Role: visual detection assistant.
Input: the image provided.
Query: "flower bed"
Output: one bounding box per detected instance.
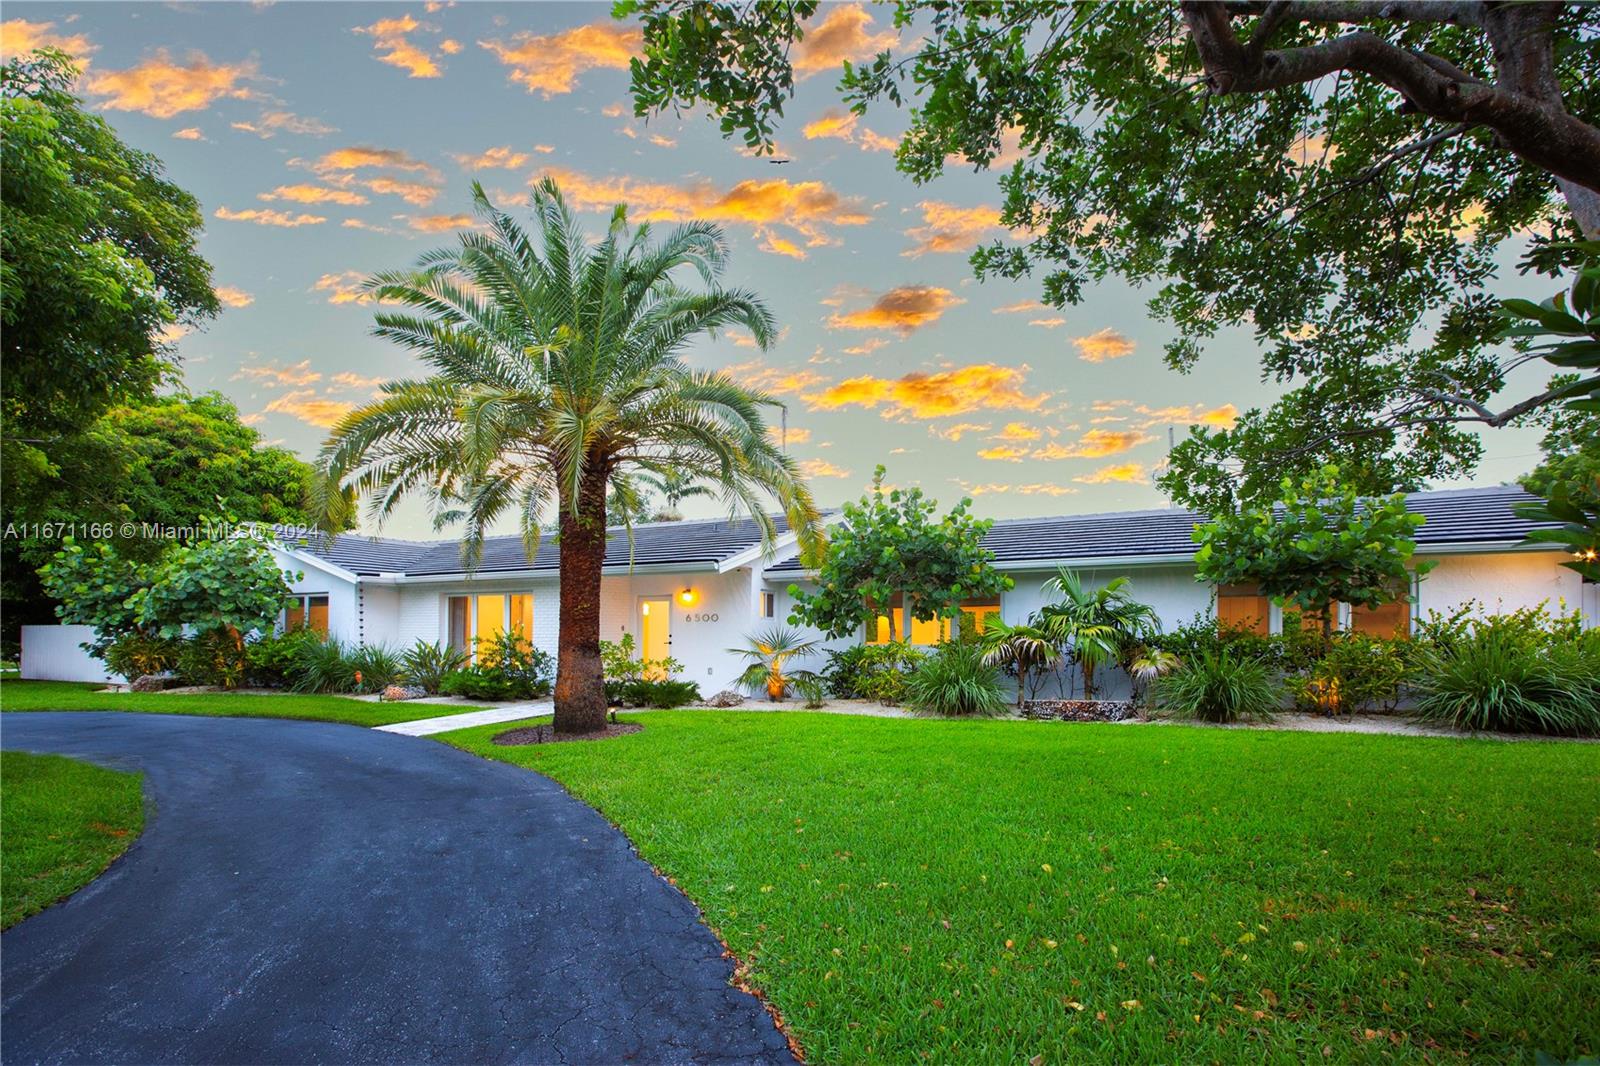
[1021,698,1137,723]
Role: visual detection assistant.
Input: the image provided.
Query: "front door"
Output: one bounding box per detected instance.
[639,597,671,677]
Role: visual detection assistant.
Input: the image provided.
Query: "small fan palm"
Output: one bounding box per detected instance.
[317,180,825,733]
[980,619,1061,710]
[731,626,822,701]
[1039,569,1159,698]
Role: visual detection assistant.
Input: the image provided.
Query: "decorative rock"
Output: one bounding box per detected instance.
[706,689,746,708]
[130,674,168,693]
[380,684,428,702]
[1021,699,1138,723]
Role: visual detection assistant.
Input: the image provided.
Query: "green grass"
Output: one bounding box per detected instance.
[0,680,484,727]
[1,750,145,928]
[440,711,1600,1064]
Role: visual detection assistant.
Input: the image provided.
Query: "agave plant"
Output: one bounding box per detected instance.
[1038,569,1159,699]
[730,626,822,701]
[979,619,1061,710]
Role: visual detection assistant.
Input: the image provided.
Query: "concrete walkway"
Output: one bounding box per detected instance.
[0,712,793,1064]
[375,700,552,736]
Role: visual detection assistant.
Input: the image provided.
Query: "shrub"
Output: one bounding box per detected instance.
[905,640,1008,717]
[619,678,702,708]
[348,644,405,694]
[821,645,872,698]
[1157,648,1280,723]
[1288,633,1411,714]
[441,669,524,702]
[176,630,249,689]
[289,638,357,694]
[438,633,554,701]
[244,629,323,688]
[104,633,182,680]
[1412,624,1600,736]
[840,641,926,705]
[791,674,826,709]
[402,641,468,694]
[600,632,681,704]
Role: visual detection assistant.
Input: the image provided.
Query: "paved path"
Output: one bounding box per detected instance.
[376,701,553,736]
[0,713,792,1065]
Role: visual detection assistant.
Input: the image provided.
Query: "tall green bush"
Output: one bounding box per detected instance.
[1157,649,1280,723]
[905,641,1009,718]
[1413,620,1600,736]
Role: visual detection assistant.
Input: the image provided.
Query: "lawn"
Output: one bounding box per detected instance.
[1,751,145,929]
[441,711,1600,1064]
[0,680,483,727]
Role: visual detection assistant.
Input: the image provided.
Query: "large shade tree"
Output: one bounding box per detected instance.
[619,1,1600,509]
[317,180,824,733]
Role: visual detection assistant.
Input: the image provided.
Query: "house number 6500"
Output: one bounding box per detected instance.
[685,612,719,623]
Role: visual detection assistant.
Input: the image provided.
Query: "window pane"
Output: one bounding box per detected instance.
[307,596,329,636]
[960,604,1001,635]
[510,594,534,638]
[285,598,306,631]
[476,594,506,644]
[1217,584,1270,636]
[448,596,471,654]
[1351,600,1409,638]
[865,594,902,644]
[909,614,949,645]
[761,591,775,618]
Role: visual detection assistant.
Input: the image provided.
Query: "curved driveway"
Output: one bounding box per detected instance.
[0,712,792,1065]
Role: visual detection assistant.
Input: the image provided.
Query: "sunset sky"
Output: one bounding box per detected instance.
[2,2,1552,536]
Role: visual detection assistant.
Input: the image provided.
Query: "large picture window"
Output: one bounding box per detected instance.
[285,594,329,636]
[865,594,998,645]
[447,592,535,658]
[1216,583,1271,636]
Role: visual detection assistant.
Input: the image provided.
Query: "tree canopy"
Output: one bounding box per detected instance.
[1192,465,1433,640]
[621,1,1600,507]
[788,466,1011,640]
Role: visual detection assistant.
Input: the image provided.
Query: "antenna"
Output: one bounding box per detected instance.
[1168,425,1175,452]
[781,407,788,451]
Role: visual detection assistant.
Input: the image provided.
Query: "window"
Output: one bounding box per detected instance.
[285,594,329,636]
[447,592,535,659]
[864,594,953,645]
[760,591,776,618]
[1216,583,1270,636]
[1348,599,1410,638]
[958,599,1002,636]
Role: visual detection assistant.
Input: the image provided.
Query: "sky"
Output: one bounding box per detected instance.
[2,2,1554,537]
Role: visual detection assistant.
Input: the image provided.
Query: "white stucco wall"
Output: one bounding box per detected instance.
[272,547,361,644]
[391,576,562,658]
[606,567,767,694]
[1417,549,1589,625]
[19,625,116,683]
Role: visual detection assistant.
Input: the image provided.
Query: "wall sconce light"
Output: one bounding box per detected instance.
[678,587,696,606]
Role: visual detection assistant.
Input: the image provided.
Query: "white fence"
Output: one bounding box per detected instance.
[19,625,119,683]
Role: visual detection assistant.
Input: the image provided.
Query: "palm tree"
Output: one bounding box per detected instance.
[730,626,822,701]
[979,619,1061,710]
[640,467,714,520]
[1037,569,1159,699]
[316,180,824,733]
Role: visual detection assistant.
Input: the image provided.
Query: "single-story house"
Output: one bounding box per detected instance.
[19,485,1596,689]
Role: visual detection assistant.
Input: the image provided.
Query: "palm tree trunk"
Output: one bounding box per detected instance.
[553,467,610,734]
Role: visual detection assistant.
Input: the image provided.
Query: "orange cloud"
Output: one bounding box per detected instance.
[264,389,354,428]
[261,184,369,206]
[453,145,529,169]
[1074,462,1148,484]
[87,50,255,118]
[1096,400,1241,430]
[1029,317,1067,329]
[977,445,1028,462]
[404,213,476,233]
[1071,327,1135,363]
[330,371,385,390]
[802,109,898,153]
[216,286,254,308]
[929,422,989,441]
[993,299,1045,314]
[722,362,829,396]
[769,425,812,445]
[903,201,1006,257]
[810,363,1044,420]
[233,110,338,138]
[479,22,639,97]
[363,176,440,206]
[2,18,96,63]
[794,4,897,77]
[536,166,871,251]
[172,127,204,141]
[312,272,375,305]
[1033,429,1155,460]
[215,206,326,227]
[826,286,964,335]
[963,482,1078,497]
[305,146,441,180]
[842,338,889,356]
[991,422,1041,442]
[236,359,321,387]
[356,14,445,78]
[797,458,850,479]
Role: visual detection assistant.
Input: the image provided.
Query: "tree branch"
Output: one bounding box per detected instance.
[1180,3,1600,199]
[1222,1,1484,28]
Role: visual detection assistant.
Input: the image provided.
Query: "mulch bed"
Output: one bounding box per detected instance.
[1021,699,1139,723]
[492,722,643,746]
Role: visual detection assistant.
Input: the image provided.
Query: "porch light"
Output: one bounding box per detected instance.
[678,587,697,606]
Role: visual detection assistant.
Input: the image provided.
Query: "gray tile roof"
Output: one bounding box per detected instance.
[769,485,1556,572]
[279,515,797,577]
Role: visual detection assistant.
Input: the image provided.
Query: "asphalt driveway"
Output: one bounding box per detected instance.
[0,712,793,1065]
